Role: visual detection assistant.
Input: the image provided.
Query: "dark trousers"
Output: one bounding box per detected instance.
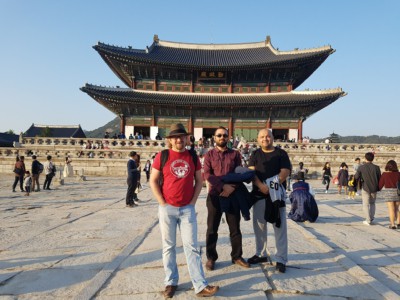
[126,176,138,205]
[323,175,331,190]
[145,171,150,182]
[206,194,243,261]
[12,175,24,191]
[43,174,53,189]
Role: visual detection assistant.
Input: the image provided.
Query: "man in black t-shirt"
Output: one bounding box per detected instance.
[247,128,291,273]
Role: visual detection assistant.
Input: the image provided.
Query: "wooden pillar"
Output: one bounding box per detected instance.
[288,84,293,92]
[188,115,194,135]
[132,77,136,89]
[266,117,271,129]
[298,119,303,142]
[228,117,234,138]
[190,71,194,92]
[151,107,156,126]
[120,115,126,134]
[153,67,157,91]
[266,85,270,93]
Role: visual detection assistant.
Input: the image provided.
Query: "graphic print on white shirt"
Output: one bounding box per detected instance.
[170,159,190,178]
[265,175,286,202]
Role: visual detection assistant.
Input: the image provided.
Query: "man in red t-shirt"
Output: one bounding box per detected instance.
[150,123,218,298]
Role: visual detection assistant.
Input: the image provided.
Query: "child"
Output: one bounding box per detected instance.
[348,174,356,199]
[288,172,318,222]
[24,171,32,196]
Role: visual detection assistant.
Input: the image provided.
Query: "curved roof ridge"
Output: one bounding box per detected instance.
[32,124,81,128]
[83,84,343,97]
[156,39,332,54]
[156,40,267,50]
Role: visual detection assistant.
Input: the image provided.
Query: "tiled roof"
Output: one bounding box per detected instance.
[81,84,345,106]
[24,124,86,138]
[94,37,334,68]
[0,132,19,147]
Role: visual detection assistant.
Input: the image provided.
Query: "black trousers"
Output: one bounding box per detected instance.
[126,176,138,205]
[43,174,53,189]
[206,194,243,261]
[12,175,24,191]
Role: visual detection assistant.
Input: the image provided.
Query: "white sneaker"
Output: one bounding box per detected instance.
[363,220,371,226]
[325,190,328,194]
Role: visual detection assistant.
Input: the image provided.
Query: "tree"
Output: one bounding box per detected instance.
[5,129,15,134]
[41,126,52,137]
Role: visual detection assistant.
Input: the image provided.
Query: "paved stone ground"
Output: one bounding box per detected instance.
[0,175,399,299]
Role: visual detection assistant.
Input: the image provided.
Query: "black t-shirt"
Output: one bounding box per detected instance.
[248,147,291,192]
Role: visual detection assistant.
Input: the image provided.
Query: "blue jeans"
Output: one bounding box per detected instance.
[158,204,208,293]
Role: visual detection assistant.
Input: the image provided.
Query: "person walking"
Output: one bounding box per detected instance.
[247,128,291,273]
[31,155,42,192]
[126,151,139,207]
[143,159,151,182]
[322,162,333,194]
[12,156,25,192]
[149,123,218,298]
[24,171,32,196]
[63,156,73,178]
[337,163,349,195]
[203,126,250,271]
[378,160,400,229]
[43,155,55,190]
[353,157,362,196]
[355,152,381,225]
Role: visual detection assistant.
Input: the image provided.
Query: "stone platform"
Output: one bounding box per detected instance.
[0,175,399,299]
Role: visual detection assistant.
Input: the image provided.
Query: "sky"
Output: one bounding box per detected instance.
[0,0,399,139]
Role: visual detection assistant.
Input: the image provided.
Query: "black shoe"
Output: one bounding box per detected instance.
[12,190,16,192]
[46,188,51,190]
[247,255,269,264]
[205,259,215,271]
[276,262,286,273]
[163,285,177,298]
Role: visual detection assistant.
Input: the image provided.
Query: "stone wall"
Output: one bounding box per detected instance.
[1,138,399,177]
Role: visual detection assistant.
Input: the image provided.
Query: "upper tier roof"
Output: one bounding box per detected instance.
[81,84,346,120]
[94,35,334,69]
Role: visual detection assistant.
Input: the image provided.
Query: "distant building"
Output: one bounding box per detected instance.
[0,132,19,147]
[328,132,340,143]
[24,124,86,138]
[82,35,346,141]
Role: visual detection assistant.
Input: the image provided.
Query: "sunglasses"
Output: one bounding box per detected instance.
[215,134,228,138]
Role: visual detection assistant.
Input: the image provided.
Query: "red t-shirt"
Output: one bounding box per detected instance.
[153,149,201,207]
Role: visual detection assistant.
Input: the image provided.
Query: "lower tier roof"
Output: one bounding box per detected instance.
[81,84,346,120]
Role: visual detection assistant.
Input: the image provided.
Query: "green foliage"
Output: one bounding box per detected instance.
[41,126,52,137]
[5,129,15,134]
[313,135,400,144]
[84,117,120,138]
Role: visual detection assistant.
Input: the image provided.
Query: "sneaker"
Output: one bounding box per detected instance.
[12,190,16,192]
[196,285,219,297]
[389,225,397,229]
[397,224,400,229]
[276,262,286,273]
[163,285,177,298]
[247,255,269,264]
[363,220,371,226]
[325,190,328,194]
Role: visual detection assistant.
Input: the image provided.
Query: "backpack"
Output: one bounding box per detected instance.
[159,149,198,187]
[38,162,44,174]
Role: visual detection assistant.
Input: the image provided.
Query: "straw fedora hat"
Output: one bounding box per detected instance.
[166,123,190,138]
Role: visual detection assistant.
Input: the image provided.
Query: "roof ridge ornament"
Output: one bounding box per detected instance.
[266,35,271,44]
[154,34,159,43]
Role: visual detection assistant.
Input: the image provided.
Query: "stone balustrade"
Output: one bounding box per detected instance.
[1,138,399,177]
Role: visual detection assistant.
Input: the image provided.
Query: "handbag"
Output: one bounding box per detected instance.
[322,178,327,185]
[397,181,400,196]
[13,167,22,175]
[333,176,339,185]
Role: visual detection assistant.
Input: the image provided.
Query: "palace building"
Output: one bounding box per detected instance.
[81,35,346,141]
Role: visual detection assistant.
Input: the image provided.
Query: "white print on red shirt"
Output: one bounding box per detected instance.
[170,159,190,178]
